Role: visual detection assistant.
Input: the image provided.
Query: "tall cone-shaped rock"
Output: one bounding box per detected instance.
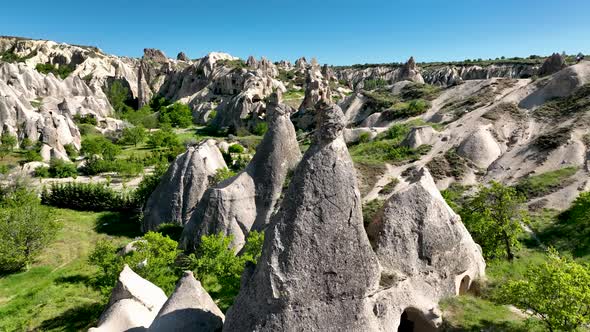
[223,100,381,331]
[179,92,301,252]
[367,167,485,330]
[142,140,227,232]
[149,271,224,332]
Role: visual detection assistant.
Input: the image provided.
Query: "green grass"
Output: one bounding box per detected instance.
[514,166,578,199]
[440,295,545,331]
[0,209,134,331]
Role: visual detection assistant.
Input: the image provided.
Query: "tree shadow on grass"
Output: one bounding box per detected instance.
[54,274,92,285]
[441,319,540,332]
[95,211,143,238]
[535,214,590,258]
[38,302,103,331]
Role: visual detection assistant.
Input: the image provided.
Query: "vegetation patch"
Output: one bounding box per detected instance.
[514,166,578,199]
[41,183,135,212]
[35,63,75,79]
[482,102,525,121]
[354,162,386,197]
[379,178,399,195]
[217,59,247,70]
[362,199,384,228]
[426,149,469,180]
[533,83,590,120]
[400,82,441,101]
[532,127,571,152]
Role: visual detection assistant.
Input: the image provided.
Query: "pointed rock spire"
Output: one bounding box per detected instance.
[223,101,381,331]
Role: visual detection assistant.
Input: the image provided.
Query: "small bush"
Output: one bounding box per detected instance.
[362,199,384,227]
[212,168,236,185]
[24,149,43,162]
[228,144,245,154]
[73,114,98,126]
[363,78,388,90]
[35,63,75,79]
[81,135,121,161]
[34,166,50,178]
[252,122,268,136]
[48,159,78,178]
[147,127,181,149]
[159,102,194,128]
[379,178,399,195]
[63,143,79,159]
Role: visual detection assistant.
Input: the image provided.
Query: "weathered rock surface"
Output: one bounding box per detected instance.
[149,271,224,332]
[399,56,425,83]
[142,140,227,232]
[179,92,301,252]
[90,265,167,332]
[143,48,168,63]
[367,168,486,330]
[539,53,567,76]
[177,52,190,61]
[401,126,437,149]
[457,125,502,168]
[223,100,381,332]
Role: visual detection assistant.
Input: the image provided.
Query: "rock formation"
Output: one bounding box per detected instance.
[246,55,258,68]
[401,126,437,149]
[223,100,381,331]
[367,168,486,330]
[457,125,502,169]
[149,271,224,332]
[539,52,567,76]
[90,265,167,332]
[143,48,168,63]
[294,56,307,71]
[398,56,425,83]
[177,52,190,61]
[179,92,301,252]
[142,140,227,232]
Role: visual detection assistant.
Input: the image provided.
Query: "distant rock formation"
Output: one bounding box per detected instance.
[291,61,332,130]
[179,92,301,252]
[143,48,168,63]
[148,271,224,332]
[539,53,567,76]
[223,100,381,331]
[457,125,502,168]
[401,126,437,149]
[294,56,307,71]
[142,140,227,232]
[176,52,189,61]
[367,168,486,330]
[399,56,425,83]
[90,265,167,332]
[246,55,258,68]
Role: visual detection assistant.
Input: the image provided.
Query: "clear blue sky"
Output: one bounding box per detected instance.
[2,0,589,65]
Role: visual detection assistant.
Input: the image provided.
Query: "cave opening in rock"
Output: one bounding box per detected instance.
[458,274,471,295]
[398,308,437,332]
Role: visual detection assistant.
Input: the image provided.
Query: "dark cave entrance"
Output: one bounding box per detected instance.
[398,308,437,332]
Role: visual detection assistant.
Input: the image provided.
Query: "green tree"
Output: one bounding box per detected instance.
[0,133,17,158]
[0,189,59,273]
[81,136,120,161]
[106,81,131,113]
[496,248,590,332]
[159,102,193,128]
[120,125,147,146]
[460,181,525,260]
[48,158,78,178]
[147,126,180,149]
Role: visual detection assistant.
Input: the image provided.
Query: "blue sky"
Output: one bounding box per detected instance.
[2,0,589,65]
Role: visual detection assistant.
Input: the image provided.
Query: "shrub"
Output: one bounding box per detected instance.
[496,248,590,331]
[0,189,59,273]
[34,166,50,178]
[48,159,78,178]
[362,199,384,227]
[252,122,268,136]
[24,149,43,162]
[358,132,371,143]
[379,178,399,195]
[363,78,388,90]
[35,63,74,79]
[122,105,159,128]
[133,162,169,207]
[228,144,245,154]
[147,127,181,149]
[81,135,121,161]
[63,143,79,159]
[73,114,98,126]
[159,103,193,128]
[119,126,147,146]
[0,132,17,158]
[78,124,101,136]
[181,231,264,311]
[106,81,132,113]
[41,182,134,212]
[212,168,236,185]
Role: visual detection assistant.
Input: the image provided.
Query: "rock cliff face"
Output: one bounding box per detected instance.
[142,140,227,232]
[149,271,224,332]
[179,92,301,252]
[223,100,381,332]
[367,168,486,330]
[539,53,567,76]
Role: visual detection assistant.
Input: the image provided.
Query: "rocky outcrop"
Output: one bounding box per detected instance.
[399,56,425,83]
[294,56,307,71]
[246,55,258,68]
[291,61,331,130]
[539,53,567,76]
[149,271,224,332]
[367,168,486,330]
[142,140,227,232]
[143,48,168,63]
[401,126,437,149]
[223,100,381,331]
[90,265,167,332]
[457,125,502,169]
[177,52,190,61]
[179,92,301,252]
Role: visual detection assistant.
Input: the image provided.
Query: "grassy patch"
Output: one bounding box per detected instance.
[440,295,544,331]
[514,166,578,199]
[379,178,399,195]
[483,102,525,121]
[362,199,384,228]
[532,127,571,152]
[0,209,133,331]
[533,83,590,120]
[426,149,469,180]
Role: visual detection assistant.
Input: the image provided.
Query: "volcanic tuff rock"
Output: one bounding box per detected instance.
[177,51,190,61]
[149,271,224,332]
[90,265,167,332]
[179,92,301,252]
[142,140,227,232]
[539,52,567,76]
[401,125,437,149]
[399,56,425,83]
[457,125,503,169]
[367,168,486,330]
[223,100,381,332]
[143,48,168,63]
